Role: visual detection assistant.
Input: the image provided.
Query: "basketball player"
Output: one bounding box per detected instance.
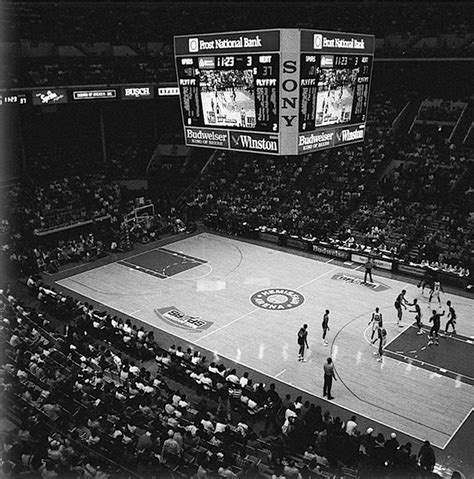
[428,309,445,346]
[409,298,423,334]
[368,307,383,341]
[297,324,309,362]
[322,310,330,346]
[429,280,444,304]
[444,300,457,335]
[394,290,409,327]
[417,268,434,295]
[372,326,387,361]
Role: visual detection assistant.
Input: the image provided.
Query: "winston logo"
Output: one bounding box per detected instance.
[230,132,278,153]
[155,307,213,332]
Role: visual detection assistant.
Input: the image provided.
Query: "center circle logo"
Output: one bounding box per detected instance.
[250,288,305,311]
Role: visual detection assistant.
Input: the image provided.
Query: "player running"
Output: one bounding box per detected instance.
[429,280,443,304]
[368,307,383,341]
[322,310,330,346]
[428,309,445,346]
[394,289,409,327]
[409,298,423,334]
[444,300,457,335]
[372,326,387,362]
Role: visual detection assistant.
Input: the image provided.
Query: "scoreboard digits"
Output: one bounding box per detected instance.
[174,29,374,155]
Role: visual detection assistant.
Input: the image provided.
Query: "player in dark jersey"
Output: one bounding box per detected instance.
[417,268,434,295]
[409,298,423,334]
[368,307,383,340]
[372,326,387,361]
[297,324,309,362]
[444,300,457,335]
[394,289,409,327]
[322,310,330,346]
[428,310,445,346]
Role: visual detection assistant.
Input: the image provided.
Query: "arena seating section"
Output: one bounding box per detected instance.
[1,278,439,478]
[1,2,473,478]
[1,3,473,88]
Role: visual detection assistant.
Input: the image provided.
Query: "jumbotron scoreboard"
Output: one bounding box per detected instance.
[174,29,374,155]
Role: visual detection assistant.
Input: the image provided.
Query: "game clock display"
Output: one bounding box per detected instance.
[299,54,372,132]
[176,54,279,132]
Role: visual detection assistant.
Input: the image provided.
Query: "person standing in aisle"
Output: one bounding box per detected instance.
[323,357,336,400]
[297,324,309,362]
[322,310,330,346]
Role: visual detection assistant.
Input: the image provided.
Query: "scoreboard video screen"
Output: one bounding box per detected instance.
[299,54,372,131]
[174,29,374,155]
[177,54,279,132]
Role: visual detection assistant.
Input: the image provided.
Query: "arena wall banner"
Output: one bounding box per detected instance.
[32,89,68,105]
[351,253,393,271]
[397,263,425,277]
[286,237,310,251]
[259,231,280,244]
[72,89,117,101]
[121,86,155,100]
[313,244,351,260]
[157,87,180,96]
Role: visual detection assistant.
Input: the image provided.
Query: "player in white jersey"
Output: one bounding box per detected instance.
[429,280,443,304]
[368,307,383,341]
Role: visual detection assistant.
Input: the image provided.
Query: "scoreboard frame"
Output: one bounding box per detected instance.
[174,29,375,156]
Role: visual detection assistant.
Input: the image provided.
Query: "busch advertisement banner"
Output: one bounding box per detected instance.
[121,86,154,100]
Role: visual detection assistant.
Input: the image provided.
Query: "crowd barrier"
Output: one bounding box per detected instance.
[253,228,471,289]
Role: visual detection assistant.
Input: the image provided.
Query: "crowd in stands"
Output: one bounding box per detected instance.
[2,3,473,88]
[417,104,466,123]
[3,175,121,234]
[1,277,445,478]
[182,98,472,276]
[6,3,471,44]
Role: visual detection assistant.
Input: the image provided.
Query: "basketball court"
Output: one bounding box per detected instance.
[54,232,473,451]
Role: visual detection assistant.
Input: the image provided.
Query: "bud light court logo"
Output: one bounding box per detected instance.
[250,289,305,311]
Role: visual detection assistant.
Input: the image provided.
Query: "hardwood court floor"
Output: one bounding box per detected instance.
[56,232,473,449]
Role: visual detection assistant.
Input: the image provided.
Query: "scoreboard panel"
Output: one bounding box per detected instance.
[299,54,372,132]
[174,29,374,155]
[176,53,279,133]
